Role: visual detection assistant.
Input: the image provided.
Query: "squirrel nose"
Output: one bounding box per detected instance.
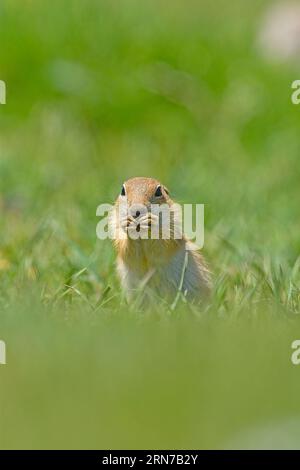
[130,204,146,219]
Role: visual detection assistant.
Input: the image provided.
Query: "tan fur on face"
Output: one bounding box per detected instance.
[120,177,170,207]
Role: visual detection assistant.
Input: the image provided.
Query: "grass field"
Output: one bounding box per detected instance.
[1,0,300,449]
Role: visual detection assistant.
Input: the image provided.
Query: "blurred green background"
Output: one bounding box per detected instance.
[1,0,300,449]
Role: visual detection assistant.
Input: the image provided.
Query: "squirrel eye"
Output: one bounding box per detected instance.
[155,185,163,197]
[121,185,126,196]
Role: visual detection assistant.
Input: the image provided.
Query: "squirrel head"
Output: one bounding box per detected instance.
[110,177,186,269]
[118,177,171,210]
[111,177,181,248]
[115,177,172,226]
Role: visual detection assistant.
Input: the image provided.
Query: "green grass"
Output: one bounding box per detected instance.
[0,0,300,449]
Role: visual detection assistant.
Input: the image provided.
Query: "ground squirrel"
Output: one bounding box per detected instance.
[110,177,211,304]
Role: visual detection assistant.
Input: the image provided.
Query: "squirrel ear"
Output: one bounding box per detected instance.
[164,186,170,195]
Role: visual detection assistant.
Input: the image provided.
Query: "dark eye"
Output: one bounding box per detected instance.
[121,185,126,196]
[155,185,162,197]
